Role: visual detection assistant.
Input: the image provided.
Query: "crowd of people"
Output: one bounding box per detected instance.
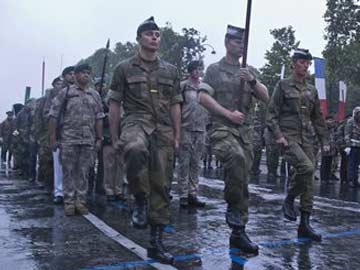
[1,16,360,265]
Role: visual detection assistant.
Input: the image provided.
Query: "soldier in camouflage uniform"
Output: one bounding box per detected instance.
[199,25,269,254]
[250,101,266,178]
[320,115,337,184]
[108,17,182,264]
[177,60,210,208]
[0,111,15,164]
[49,63,104,216]
[335,115,351,184]
[35,77,63,191]
[12,99,37,178]
[45,68,75,204]
[267,49,329,241]
[264,126,281,182]
[344,107,360,188]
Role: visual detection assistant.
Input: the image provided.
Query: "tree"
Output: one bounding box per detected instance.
[79,24,208,83]
[159,23,207,76]
[260,26,300,96]
[323,0,360,114]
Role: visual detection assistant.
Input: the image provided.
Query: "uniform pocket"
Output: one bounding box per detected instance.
[127,75,148,98]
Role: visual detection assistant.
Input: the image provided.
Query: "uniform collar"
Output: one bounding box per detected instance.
[131,53,164,72]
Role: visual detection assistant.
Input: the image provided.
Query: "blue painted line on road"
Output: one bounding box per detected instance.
[164,225,174,233]
[81,254,201,270]
[258,228,360,248]
[230,255,248,266]
[112,202,129,210]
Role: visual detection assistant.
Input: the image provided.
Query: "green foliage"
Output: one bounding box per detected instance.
[260,26,300,96]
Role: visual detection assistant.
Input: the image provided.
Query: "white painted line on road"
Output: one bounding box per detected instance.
[84,213,179,270]
[314,200,360,213]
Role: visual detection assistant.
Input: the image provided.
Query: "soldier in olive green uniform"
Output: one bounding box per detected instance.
[108,17,181,264]
[267,49,329,241]
[264,127,281,182]
[250,102,266,178]
[320,116,337,183]
[0,111,15,164]
[200,25,269,254]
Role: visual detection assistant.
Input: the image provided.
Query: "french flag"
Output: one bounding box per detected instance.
[314,57,328,118]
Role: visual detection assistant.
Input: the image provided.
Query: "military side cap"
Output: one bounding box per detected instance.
[226,24,245,39]
[74,63,92,73]
[137,16,159,36]
[52,77,62,86]
[292,48,313,61]
[62,66,75,76]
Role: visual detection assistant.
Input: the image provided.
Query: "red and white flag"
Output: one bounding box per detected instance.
[337,81,347,120]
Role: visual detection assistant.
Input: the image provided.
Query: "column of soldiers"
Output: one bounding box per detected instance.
[2,16,360,266]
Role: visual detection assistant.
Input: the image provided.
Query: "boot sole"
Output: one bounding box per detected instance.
[230,240,259,255]
[132,222,148,230]
[147,248,174,264]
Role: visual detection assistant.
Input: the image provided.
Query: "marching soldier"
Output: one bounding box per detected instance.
[108,17,182,264]
[200,25,269,254]
[267,48,330,241]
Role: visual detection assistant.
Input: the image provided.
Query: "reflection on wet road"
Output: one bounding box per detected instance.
[1,164,360,270]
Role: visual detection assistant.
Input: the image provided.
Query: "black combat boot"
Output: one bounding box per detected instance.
[188,194,206,207]
[131,193,148,229]
[282,195,297,221]
[147,225,174,264]
[297,211,322,242]
[230,226,259,254]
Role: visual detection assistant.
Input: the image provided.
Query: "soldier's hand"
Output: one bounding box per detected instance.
[95,139,103,152]
[226,110,244,124]
[113,139,122,152]
[344,147,351,155]
[276,137,288,147]
[239,68,255,82]
[12,130,19,136]
[174,137,180,154]
[322,144,331,153]
[50,141,59,152]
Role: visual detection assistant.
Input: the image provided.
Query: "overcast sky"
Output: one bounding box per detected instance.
[0,0,327,118]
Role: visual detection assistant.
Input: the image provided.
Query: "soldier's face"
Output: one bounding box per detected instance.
[75,70,91,86]
[64,71,75,84]
[53,81,63,90]
[190,66,204,80]
[138,30,161,52]
[225,37,244,58]
[293,59,311,77]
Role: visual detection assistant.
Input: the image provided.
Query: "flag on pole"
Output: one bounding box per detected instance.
[314,57,327,117]
[337,81,347,121]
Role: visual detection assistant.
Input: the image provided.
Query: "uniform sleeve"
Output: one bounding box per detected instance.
[92,91,105,119]
[170,68,183,105]
[311,89,329,145]
[344,119,353,146]
[49,89,66,119]
[202,65,217,96]
[108,64,126,102]
[266,81,284,140]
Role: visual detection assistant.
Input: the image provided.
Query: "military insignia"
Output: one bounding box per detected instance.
[150,89,158,93]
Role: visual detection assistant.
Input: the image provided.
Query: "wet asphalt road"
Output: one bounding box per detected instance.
[1,162,360,270]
